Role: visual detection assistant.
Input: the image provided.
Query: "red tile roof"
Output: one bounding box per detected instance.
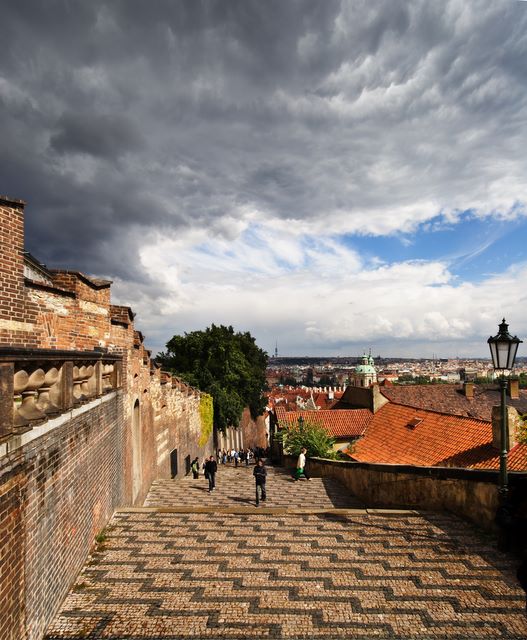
[379,384,527,422]
[275,407,373,439]
[349,402,527,471]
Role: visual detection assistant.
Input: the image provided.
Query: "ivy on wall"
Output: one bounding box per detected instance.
[199,393,214,447]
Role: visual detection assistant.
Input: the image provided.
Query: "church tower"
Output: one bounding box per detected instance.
[350,350,377,388]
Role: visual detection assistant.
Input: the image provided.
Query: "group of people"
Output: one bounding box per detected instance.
[189,446,309,503]
[190,455,219,491]
[216,448,253,466]
[214,446,270,467]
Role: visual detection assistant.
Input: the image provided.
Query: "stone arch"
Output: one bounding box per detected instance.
[132,398,142,502]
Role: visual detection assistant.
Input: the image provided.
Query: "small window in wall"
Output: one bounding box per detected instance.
[185,454,191,476]
[170,449,178,478]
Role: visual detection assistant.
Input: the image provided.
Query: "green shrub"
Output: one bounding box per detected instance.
[276,417,337,459]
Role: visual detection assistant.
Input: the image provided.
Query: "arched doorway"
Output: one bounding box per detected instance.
[132,399,142,502]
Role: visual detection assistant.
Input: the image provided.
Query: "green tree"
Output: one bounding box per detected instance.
[275,417,337,459]
[158,324,268,432]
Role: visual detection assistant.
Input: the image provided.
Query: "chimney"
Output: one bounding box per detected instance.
[508,378,520,400]
[463,382,474,399]
[491,405,520,450]
[0,196,26,324]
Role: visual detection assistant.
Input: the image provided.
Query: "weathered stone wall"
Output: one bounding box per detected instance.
[284,455,527,532]
[239,408,268,449]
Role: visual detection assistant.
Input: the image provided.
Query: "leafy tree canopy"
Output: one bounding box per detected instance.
[158,324,268,432]
[275,418,337,460]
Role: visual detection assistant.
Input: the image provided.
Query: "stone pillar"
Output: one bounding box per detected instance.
[508,379,519,400]
[60,361,74,411]
[0,363,14,438]
[463,382,474,398]
[491,405,520,451]
[0,197,26,325]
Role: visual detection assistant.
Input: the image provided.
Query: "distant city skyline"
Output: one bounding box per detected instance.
[2,2,527,358]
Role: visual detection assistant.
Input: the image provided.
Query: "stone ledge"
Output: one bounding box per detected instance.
[0,195,26,208]
[115,506,422,516]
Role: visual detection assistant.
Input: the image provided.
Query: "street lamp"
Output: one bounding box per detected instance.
[487,319,522,502]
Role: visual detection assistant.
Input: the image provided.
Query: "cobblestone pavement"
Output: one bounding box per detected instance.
[46,464,527,639]
[144,464,363,509]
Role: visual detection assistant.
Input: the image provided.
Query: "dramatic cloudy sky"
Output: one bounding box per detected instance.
[2,1,527,358]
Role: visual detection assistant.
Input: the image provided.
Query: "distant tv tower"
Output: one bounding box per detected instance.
[274,341,278,358]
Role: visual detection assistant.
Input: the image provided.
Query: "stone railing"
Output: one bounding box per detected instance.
[281,453,527,533]
[159,371,199,397]
[0,348,122,442]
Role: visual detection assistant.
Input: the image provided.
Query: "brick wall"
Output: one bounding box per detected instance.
[240,407,268,449]
[0,394,124,640]
[0,198,41,348]
[0,197,215,639]
[0,377,213,640]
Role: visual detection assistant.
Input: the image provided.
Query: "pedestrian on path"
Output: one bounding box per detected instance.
[204,455,217,492]
[253,458,267,505]
[191,457,200,479]
[294,447,310,480]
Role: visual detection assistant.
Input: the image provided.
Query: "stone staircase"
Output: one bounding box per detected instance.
[45,463,527,639]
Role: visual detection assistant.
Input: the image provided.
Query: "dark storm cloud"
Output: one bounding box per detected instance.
[50,111,144,159]
[1,0,527,289]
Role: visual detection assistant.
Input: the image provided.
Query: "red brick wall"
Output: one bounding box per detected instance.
[0,394,125,640]
[0,373,212,639]
[240,408,268,449]
[0,464,25,640]
[0,198,25,322]
[0,199,115,351]
[0,198,41,348]
[0,197,215,638]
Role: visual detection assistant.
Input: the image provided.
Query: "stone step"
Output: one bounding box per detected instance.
[46,509,527,639]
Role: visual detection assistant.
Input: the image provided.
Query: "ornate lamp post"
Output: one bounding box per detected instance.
[487,319,522,501]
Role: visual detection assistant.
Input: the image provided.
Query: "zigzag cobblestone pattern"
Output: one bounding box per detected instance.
[144,464,363,509]
[46,466,527,639]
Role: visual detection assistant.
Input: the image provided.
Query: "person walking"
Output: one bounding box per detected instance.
[191,457,200,479]
[204,455,217,492]
[294,447,310,480]
[253,458,267,505]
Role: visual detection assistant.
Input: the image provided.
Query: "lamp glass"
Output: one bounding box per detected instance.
[496,340,511,370]
[507,340,520,370]
[489,341,498,369]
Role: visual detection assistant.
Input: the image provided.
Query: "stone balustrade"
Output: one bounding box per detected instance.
[0,348,122,442]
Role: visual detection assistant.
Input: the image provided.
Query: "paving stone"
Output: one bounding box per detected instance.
[45,463,527,639]
[144,464,363,510]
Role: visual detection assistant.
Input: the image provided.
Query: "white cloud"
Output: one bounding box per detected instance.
[3,0,527,357]
[109,221,527,357]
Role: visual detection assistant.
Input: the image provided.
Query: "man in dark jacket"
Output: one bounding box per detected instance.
[253,459,267,505]
[204,455,217,492]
